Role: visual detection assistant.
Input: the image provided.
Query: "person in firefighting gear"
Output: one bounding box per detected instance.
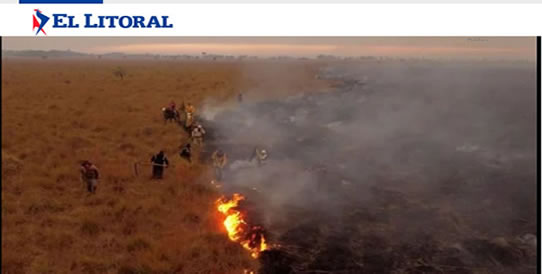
[184,102,196,129]
[251,147,268,166]
[184,102,196,115]
[211,149,227,180]
[179,143,192,163]
[80,160,99,194]
[150,150,169,179]
[191,124,206,145]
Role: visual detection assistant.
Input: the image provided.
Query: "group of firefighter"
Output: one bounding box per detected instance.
[163,101,207,146]
[79,97,267,194]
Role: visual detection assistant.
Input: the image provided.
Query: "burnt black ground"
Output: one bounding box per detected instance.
[203,60,537,274]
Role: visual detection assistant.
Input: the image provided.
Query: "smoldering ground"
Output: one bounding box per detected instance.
[202,60,537,273]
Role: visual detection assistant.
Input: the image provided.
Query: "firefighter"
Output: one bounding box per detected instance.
[168,100,179,120]
[191,124,206,145]
[185,104,195,128]
[179,143,192,163]
[185,102,196,115]
[251,147,268,166]
[150,150,169,179]
[80,160,99,194]
[211,149,227,180]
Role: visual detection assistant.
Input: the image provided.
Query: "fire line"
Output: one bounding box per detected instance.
[216,193,269,259]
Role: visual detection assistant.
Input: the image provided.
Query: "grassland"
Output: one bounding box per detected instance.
[1,58,328,274]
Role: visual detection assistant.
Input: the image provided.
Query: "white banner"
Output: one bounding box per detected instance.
[0,4,541,36]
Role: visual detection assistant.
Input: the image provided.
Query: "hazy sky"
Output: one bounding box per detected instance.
[2,37,536,60]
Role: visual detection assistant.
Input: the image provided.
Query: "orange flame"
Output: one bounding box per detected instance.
[216,193,269,259]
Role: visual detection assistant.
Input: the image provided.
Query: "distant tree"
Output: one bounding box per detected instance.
[113,66,126,80]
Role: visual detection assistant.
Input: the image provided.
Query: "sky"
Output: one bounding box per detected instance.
[2,37,536,60]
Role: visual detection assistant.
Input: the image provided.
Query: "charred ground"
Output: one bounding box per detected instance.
[203,60,538,274]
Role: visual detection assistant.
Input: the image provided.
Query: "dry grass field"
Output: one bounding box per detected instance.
[1,58,328,274]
